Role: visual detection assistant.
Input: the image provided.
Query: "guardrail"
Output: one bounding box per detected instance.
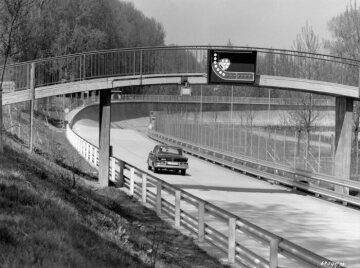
[116,94,335,106]
[148,130,360,208]
[66,122,343,268]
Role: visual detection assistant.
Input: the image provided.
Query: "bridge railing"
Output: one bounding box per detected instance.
[1,46,360,94]
[117,94,336,106]
[66,122,341,268]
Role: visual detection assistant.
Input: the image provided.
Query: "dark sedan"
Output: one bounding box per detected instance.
[147,145,188,175]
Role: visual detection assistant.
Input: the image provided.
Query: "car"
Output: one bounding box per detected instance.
[147,145,188,175]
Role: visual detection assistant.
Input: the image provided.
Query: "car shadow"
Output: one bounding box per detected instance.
[153,169,191,176]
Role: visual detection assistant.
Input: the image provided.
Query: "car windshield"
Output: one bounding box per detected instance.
[159,147,182,155]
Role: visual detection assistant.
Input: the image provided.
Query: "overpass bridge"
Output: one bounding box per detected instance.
[2,46,359,191]
[2,46,360,267]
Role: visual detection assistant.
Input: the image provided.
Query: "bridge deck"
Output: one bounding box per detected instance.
[2,73,359,106]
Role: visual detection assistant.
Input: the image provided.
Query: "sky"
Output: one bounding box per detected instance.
[125,0,350,50]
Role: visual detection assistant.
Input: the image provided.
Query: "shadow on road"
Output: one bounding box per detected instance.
[171,184,292,193]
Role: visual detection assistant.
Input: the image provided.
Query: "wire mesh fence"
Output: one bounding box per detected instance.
[152,112,350,177]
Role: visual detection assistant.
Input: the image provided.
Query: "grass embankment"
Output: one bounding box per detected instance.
[0,117,225,267]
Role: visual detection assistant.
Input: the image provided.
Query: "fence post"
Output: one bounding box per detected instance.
[294,131,297,168]
[111,157,117,182]
[175,190,181,227]
[80,140,84,156]
[245,128,248,155]
[257,131,260,160]
[130,167,135,196]
[156,180,162,214]
[118,160,125,186]
[85,143,88,160]
[95,149,99,167]
[283,129,286,164]
[198,201,205,242]
[270,237,280,268]
[318,134,321,173]
[29,62,35,152]
[228,217,236,263]
[142,173,147,204]
[139,50,143,84]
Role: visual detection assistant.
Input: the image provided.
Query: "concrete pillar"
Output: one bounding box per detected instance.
[89,90,93,103]
[80,91,85,106]
[98,89,111,187]
[334,97,353,196]
[77,92,81,107]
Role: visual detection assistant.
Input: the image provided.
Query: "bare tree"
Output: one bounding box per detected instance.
[285,22,322,168]
[0,0,33,153]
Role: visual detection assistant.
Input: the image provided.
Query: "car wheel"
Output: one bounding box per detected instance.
[181,169,186,176]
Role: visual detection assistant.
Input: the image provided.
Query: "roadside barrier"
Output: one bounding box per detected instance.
[66,124,343,268]
[148,130,360,208]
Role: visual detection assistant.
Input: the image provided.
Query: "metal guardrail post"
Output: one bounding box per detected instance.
[130,167,135,196]
[90,147,94,164]
[111,157,117,182]
[139,50,143,85]
[84,143,88,160]
[198,201,205,242]
[270,237,280,268]
[141,173,147,204]
[156,180,162,214]
[175,190,181,227]
[119,160,125,186]
[228,217,236,263]
[133,50,136,75]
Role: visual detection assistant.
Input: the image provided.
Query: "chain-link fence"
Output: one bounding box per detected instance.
[2,92,99,149]
[153,112,342,177]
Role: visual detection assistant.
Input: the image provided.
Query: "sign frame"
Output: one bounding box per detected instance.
[207,49,257,85]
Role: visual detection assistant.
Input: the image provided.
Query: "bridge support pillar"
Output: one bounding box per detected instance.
[334,97,353,199]
[98,89,111,187]
[80,91,85,106]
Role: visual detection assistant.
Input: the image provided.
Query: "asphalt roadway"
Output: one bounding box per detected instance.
[72,118,360,268]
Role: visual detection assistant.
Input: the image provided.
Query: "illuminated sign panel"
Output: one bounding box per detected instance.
[208,49,257,84]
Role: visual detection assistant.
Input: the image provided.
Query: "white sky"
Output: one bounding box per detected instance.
[124,0,350,50]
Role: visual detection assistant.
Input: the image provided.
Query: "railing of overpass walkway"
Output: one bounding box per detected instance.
[1,46,360,92]
[65,118,342,268]
[117,94,336,106]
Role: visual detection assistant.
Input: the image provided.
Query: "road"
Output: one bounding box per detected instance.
[73,117,360,268]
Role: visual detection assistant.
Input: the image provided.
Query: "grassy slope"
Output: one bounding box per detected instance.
[0,118,225,267]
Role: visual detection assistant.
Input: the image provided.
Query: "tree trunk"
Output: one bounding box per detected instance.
[306,129,310,170]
